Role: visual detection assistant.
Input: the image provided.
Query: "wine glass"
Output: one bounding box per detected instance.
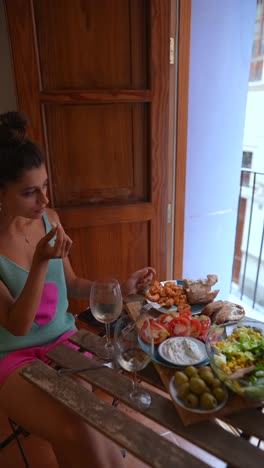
[114,314,154,409]
[90,278,123,359]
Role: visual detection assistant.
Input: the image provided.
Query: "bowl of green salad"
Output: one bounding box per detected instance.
[205,320,264,400]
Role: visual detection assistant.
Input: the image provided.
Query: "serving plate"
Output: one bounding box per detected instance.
[169,376,228,414]
[138,336,209,369]
[145,280,203,315]
[158,337,208,366]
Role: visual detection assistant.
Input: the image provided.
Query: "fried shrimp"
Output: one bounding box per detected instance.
[145,292,160,302]
[165,298,174,307]
[164,287,176,297]
[145,280,191,309]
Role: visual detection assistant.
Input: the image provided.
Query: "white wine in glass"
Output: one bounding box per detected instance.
[114,314,154,409]
[90,279,123,359]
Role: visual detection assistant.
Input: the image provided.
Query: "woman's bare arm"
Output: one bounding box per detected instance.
[48,209,156,299]
[62,256,93,299]
[0,258,49,335]
[63,256,156,300]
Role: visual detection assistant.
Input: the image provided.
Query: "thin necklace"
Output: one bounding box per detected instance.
[0,218,31,244]
[21,234,30,244]
[19,227,30,244]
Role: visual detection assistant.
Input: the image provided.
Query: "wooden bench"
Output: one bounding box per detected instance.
[20,329,264,468]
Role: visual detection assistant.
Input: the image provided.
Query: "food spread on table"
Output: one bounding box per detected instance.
[140,274,264,410]
[144,275,245,325]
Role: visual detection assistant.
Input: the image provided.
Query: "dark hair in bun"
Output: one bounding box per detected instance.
[0,111,45,188]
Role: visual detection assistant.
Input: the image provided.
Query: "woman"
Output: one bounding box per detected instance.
[0,112,155,467]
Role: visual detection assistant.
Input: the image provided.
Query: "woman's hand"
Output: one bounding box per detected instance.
[122,267,156,297]
[34,223,73,263]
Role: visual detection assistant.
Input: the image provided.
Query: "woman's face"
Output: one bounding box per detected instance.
[0,164,49,219]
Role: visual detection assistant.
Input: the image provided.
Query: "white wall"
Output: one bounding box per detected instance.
[183,0,256,299]
[243,89,264,172]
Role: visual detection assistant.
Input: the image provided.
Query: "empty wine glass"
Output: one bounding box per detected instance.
[90,278,123,359]
[114,314,154,409]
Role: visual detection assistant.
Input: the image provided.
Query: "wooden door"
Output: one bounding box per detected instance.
[4,0,170,312]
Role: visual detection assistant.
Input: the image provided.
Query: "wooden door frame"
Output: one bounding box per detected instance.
[167,0,191,279]
[3,0,44,144]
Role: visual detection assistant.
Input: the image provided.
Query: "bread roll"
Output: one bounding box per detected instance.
[183,274,219,304]
[213,301,245,325]
[201,300,224,317]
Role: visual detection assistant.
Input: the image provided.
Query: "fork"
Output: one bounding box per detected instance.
[140,303,161,318]
[140,303,153,313]
[57,361,114,376]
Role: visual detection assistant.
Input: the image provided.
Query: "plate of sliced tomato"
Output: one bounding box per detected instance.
[139,311,211,369]
[156,309,211,342]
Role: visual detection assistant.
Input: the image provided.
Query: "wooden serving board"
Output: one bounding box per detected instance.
[125,299,263,426]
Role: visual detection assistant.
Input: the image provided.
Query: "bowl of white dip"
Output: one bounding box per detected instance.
[158,337,208,366]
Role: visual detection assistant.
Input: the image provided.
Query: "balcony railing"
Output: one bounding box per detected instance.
[231,169,264,313]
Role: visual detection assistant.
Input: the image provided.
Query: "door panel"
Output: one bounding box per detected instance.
[44,103,148,206]
[67,221,149,312]
[33,0,148,90]
[5,0,170,312]
[69,222,149,280]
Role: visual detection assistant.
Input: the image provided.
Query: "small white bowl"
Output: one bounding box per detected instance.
[158,336,208,366]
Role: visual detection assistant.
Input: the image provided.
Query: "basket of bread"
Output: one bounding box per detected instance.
[183,274,220,304]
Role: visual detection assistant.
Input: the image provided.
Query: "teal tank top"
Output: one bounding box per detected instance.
[0,211,76,360]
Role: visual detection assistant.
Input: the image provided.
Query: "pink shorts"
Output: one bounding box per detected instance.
[0,330,92,386]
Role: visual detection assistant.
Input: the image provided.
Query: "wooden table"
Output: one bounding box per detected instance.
[20,328,264,468]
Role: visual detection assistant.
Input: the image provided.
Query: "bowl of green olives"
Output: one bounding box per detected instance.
[169,365,228,413]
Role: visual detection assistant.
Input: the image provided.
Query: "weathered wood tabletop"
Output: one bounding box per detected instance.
[20,327,264,468]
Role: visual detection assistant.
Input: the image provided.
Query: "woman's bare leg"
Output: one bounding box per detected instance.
[0,366,124,468]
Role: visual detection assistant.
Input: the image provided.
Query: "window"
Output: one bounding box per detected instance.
[241,151,253,187]
[242,151,253,169]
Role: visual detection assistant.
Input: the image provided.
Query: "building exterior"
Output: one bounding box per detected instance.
[232,0,264,311]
